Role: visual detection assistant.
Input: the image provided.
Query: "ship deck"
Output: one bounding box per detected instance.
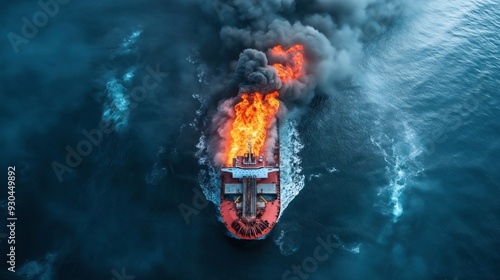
[220,151,280,240]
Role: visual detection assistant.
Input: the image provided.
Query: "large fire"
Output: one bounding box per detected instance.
[271,44,305,83]
[226,91,280,165]
[225,44,305,165]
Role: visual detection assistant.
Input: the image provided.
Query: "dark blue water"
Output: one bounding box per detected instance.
[1,0,499,279]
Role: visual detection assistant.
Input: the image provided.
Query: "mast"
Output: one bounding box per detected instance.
[247,141,252,162]
[245,140,254,164]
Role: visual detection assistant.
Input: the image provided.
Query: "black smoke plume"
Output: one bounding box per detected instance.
[204,0,410,164]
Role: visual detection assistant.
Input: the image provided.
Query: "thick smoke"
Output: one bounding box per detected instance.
[234,49,282,94]
[205,0,409,165]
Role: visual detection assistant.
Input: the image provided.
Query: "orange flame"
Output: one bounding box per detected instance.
[226,91,280,165]
[224,45,304,165]
[270,44,305,83]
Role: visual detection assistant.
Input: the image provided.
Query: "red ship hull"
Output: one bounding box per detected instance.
[220,143,280,240]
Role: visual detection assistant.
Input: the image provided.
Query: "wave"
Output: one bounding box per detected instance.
[102,78,130,131]
[195,134,221,211]
[146,146,168,186]
[101,29,143,132]
[371,123,424,222]
[16,253,56,280]
[273,222,302,256]
[334,234,361,254]
[278,118,306,218]
[118,29,142,56]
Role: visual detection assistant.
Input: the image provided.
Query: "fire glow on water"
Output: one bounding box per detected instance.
[225,44,305,165]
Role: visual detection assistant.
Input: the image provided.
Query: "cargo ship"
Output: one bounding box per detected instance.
[220,141,280,240]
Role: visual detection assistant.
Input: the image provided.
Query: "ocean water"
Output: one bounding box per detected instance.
[1,0,499,279]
